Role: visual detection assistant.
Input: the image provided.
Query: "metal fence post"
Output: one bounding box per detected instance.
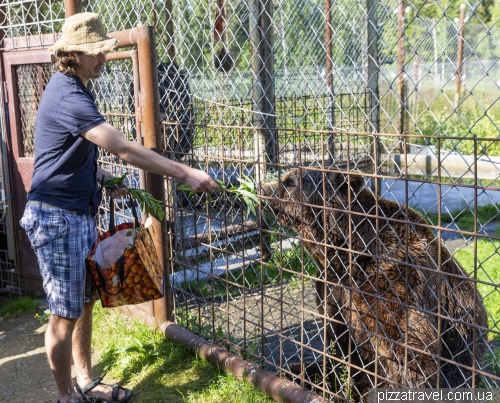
[250,0,276,181]
[397,0,405,152]
[261,0,276,172]
[367,0,379,135]
[136,25,171,323]
[63,0,81,18]
[325,0,335,166]
[367,0,379,195]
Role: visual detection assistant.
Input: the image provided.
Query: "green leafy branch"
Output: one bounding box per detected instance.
[103,173,165,221]
[177,174,259,219]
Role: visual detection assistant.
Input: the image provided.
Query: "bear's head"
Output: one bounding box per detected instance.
[260,168,365,230]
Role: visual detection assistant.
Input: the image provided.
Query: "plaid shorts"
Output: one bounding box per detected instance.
[20,202,99,318]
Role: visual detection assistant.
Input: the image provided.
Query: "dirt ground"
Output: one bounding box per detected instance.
[0,294,129,403]
[0,295,58,402]
[0,294,109,403]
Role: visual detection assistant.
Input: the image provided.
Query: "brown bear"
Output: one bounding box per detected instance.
[260,168,487,396]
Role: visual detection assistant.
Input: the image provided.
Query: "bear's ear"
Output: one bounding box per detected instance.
[326,172,364,194]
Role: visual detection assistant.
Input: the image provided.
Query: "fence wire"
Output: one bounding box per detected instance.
[2,0,500,398]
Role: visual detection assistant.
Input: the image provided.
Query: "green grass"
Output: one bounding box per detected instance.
[91,305,273,403]
[454,239,500,340]
[423,203,500,233]
[0,296,39,318]
[485,347,500,378]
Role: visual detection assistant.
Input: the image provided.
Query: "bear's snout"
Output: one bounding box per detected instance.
[259,180,281,211]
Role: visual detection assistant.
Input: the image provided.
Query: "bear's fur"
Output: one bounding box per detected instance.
[260,168,487,394]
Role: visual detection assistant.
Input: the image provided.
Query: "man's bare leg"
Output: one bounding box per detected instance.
[72,302,125,401]
[45,313,79,402]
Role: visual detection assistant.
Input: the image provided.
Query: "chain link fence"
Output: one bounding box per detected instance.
[2,0,500,398]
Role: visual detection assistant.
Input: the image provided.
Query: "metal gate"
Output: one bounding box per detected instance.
[1,45,52,290]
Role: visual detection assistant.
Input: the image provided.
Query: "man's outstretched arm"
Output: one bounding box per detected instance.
[83,122,219,193]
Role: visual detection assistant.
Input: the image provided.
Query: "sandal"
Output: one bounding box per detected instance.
[75,377,133,403]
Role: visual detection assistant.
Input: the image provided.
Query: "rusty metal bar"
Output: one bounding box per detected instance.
[137,24,162,204]
[136,24,169,324]
[159,321,329,403]
[455,3,466,108]
[106,50,134,61]
[130,50,146,192]
[63,0,80,18]
[109,28,139,49]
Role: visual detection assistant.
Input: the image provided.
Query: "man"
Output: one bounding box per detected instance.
[19,12,219,403]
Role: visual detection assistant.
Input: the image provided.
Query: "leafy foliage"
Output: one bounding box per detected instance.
[38,309,51,324]
[103,173,165,221]
[177,174,259,219]
[418,108,500,156]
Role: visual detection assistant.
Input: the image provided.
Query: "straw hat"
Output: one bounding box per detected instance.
[48,12,118,56]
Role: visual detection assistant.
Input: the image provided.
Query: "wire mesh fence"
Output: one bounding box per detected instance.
[2,0,500,398]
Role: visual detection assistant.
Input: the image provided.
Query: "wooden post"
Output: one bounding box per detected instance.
[397,1,405,152]
[455,4,466,108]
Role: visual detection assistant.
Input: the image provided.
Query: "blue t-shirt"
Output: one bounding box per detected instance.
[27,72,106,215]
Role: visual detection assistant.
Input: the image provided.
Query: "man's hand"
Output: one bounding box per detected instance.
[183,167,220,193]
[104,181,129,199]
